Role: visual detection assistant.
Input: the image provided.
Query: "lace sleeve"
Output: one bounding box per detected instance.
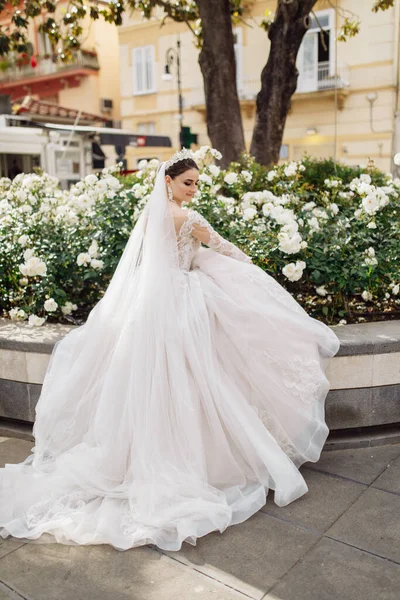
[185,210,252,264]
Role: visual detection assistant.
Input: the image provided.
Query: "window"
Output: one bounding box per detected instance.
[137,122,156,134]
[296,9,334,93]
[280,145,289,160]
[38,32,52,56]
[233,28,243,91]
[132,46,156,95]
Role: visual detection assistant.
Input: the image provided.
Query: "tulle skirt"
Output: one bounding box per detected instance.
[0,248,340,551]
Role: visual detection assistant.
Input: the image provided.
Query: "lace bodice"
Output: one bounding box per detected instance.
[176,209,252,271]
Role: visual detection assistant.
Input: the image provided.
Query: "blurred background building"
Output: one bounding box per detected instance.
[119,0,400,172]
[0,1,171,184]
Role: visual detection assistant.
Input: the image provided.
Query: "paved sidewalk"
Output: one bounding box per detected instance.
[0,437,400,600]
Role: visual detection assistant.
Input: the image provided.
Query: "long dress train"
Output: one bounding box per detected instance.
[0,206,340,551]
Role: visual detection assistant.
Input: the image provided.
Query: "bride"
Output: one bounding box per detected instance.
[0,149,340,551]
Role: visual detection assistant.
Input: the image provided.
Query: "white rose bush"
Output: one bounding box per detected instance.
[185,149,400,325]
[1,148,399,326]
[0,165,149,325]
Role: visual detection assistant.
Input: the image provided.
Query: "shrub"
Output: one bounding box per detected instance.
[1,151,399,327]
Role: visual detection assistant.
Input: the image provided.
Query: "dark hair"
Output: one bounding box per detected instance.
[165,158,199,179]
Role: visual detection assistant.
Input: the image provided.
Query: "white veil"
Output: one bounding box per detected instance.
[32,162,181,465]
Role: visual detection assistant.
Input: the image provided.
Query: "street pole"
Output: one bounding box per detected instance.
[177,37,183,148]
[163,35,184,149]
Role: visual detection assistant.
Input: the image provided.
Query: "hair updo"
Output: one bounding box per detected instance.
[165,157,199,179]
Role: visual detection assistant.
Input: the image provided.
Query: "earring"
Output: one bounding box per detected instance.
[167,185,174,202]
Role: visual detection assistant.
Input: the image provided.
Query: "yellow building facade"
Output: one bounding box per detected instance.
[118,0,400,172]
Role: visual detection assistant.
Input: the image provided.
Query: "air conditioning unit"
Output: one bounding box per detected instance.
[101,98,113,112]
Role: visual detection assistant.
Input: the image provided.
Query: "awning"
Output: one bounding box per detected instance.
[37,122,172,147]
[13,97,108,124]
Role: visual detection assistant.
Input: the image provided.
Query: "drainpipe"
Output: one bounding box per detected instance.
[391,0,400,175]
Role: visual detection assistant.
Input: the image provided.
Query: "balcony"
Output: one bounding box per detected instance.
[188,61,350,117]
[0,50,100,101]
[295,61,350,107]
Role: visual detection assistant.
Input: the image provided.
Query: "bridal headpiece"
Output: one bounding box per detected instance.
[165,147,195,170]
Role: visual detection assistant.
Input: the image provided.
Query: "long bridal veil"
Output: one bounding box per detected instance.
[31,163,180,464]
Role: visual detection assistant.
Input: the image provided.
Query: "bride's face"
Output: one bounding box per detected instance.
[167,168,199,204]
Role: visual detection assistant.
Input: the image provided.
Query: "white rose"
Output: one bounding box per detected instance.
[224,172,238,185]
[90,258,104,270]
[84,174,98,186]
[267,170,277,181]
[9,308,27,321]
[241,170,253,183]
[199,173,212,186]
[354,208,363,219]
[360,174,372,184]
[138,160,148,169]
[338,319,347,326]
[44,298,58,312]
[316,286,328,296]
[209,165,221,177]
[282,260,306,282]
[20,256,47,277]
[361,290,373,302]
[284,162,297,177]
[20,204,33,214]
[211,148,222,161]
[18,234,29,246]
[23,248,35,261]
[278,232,302,254]
[243,208,257,221]
[77,252,92,266]
[105,175,121,190]
[392,284,399,295]
[302,202,316,212]
[362,195,380,215]
[28,314,46,327]
[262,202,274,216]
[330,203,339,215]
[367,221,377,229]
[88,240,99,258]
[308,217,320,231]
[61,301,78,315]
[19,277,28,286]
[366,247,375,257]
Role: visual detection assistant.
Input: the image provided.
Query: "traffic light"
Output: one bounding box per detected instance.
[180,126,198,148]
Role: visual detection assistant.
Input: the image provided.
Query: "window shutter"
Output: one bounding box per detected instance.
[133,47,144,94]
[145,46,155,92]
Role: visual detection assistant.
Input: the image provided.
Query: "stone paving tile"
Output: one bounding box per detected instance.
[261,468,366,533]
[305,444,400,484]
[266,536,400,600]
[0,581,27,600]
[0,542,249,600]
[326,487,400,563]
[0,539,26,561]
[0,439,33,469]
[162,511,320,600]
[372,453,400,495]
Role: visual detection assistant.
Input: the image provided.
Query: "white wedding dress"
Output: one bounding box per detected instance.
[0,169,340,552]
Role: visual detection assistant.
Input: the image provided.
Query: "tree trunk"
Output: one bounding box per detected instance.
[250,0,318,166]
[196,0,245,167]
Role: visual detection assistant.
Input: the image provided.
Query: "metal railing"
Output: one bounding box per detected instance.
[0,50,100,84]
[317,61,349,90]
[186,62,349,107]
